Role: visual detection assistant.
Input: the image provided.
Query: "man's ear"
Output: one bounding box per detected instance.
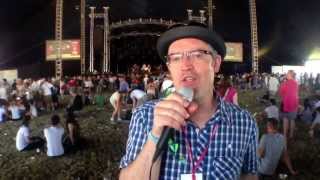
[212,55,222,73]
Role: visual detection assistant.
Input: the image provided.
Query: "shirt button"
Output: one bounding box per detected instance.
[195,128,200,134]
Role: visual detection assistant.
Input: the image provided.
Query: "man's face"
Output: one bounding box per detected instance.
[166,38,221,101]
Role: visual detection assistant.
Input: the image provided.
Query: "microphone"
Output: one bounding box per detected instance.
[152,87,194,163]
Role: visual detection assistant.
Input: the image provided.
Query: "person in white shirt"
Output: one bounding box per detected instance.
[29,100,38,118]
[8,99,23,120]
[16,116,44,151]
[84,77,94,89]
[109,90,126,122]
[44,115,65,157]
[130,89,148,109]
[0,81,9,102]
[268,74,279,97]
[143,74,149,90]
[160,75,175,98]
[41,79,54,111]
[264,99,279,120]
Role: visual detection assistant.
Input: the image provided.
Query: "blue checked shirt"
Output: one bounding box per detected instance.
[120,97,259,179]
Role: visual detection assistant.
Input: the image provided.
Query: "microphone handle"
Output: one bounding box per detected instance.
[152,127,173,163]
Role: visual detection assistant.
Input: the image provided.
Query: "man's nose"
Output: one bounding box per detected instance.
[180,55,194,70]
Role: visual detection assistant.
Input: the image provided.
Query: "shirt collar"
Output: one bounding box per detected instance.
[207,96,232,126]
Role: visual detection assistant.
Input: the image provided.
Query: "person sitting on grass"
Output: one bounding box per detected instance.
[44,114,64,157]
[263,99,279,120]
[29,100,38,118]
[258,118,297,179]
[66,88,83,114]
[16,115,45,151]
[309,105,320,138]
[8,98,24,121]
[63,112,83,153]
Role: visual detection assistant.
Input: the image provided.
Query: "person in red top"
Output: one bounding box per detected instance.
[217,77,238,105]
[279,70,299,140]
[68,77,78,88]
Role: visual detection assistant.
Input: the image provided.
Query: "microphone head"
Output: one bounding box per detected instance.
[177,87,194,102]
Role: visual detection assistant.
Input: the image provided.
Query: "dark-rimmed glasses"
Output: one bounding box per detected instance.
[165,49,215,64]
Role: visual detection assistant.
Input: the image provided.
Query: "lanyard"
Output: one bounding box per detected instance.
[183,124,219,180]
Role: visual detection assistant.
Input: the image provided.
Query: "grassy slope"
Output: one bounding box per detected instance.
[0,90,319,179]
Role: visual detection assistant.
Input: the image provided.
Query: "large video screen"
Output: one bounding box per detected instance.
[0,69,18,83]
[224,42,243,62]
[46,40,80,61]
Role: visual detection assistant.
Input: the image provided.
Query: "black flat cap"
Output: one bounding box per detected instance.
[157,25,226,61]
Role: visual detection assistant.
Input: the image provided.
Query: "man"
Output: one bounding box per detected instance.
[279,70,299,140]
[16,116,45,151]
[119,22,258,180]
[258,118,297,179]
[40,78,54,111]
[119,75,130,93]
[268,74,279,97]
[44,114,64,157]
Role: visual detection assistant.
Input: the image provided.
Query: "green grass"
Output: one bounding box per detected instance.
[0,90,319,179]
[0,96,128,180]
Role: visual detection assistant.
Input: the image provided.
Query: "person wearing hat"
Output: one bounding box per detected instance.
[119,22,258,180]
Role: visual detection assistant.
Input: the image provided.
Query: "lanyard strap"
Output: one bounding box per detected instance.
[183,124,219,180]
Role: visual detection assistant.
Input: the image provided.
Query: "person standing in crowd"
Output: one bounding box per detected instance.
[143,74,149,90]
[44,114,65,157]
[258,118,297,179]
[217,77,238,105]
[268,74,279,97]
[279,70,299,140]
[119,22,258,180]
[16,115,45,151]
[146,78,157,99]
[0,80,9,104]
[119,75,130,93]
[94,89,106,109]
[40,79,54,112]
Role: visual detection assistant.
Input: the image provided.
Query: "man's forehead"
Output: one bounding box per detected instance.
[168,38,210,52]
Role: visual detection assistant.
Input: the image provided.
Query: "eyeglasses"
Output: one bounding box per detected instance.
[165,49,215,64]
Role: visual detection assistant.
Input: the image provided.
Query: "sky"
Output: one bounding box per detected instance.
[0,0,320,72]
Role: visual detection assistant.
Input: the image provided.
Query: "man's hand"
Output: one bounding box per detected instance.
[152,92,198,137]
